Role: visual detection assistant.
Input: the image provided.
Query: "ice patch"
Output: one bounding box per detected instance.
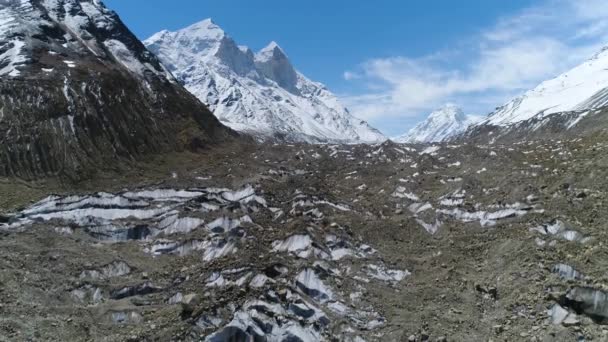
[408,202,432,214]
[0,39,27,77]
[206,305,322,342]
[366,264,410,282]
[552,263,582,280]
[295,269,333,302]
[206,216,250,233]
[548,304,578,325]
[392,187,420,201]
[249,274,274,288]
[438,204,534,227]
[272,234,312,253]
[202,239,238,262]
[420,146,440,155]
[530,220,591,243]
[440,198,463,206]
[416,219,442,235]
[158,215,205,235]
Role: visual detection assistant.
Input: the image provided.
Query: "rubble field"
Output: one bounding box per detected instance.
[1,136,608,341]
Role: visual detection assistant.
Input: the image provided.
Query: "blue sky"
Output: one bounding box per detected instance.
[106,0,608,136]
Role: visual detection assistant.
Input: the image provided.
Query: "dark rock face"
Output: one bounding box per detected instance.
[0,0,236,179]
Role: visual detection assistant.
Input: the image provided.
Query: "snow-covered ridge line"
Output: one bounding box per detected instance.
[479,46,608,127]
[144,19,386,144]
[0,0,173,80]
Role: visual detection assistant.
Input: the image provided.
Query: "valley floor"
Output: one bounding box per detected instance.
[1,136,607,341]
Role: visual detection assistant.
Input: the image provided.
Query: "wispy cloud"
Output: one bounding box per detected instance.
[343,0,608,130]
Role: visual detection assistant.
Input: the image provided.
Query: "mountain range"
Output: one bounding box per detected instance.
[3,0,608,175]
[144,19,385,143]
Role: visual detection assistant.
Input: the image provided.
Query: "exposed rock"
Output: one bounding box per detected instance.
[0,0,235,179]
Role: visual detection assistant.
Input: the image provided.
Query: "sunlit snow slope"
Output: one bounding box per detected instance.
[482,47,608,126]
[145,19,385,143]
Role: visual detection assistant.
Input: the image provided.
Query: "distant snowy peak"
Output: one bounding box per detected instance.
[481,46,608,127]
[145,19,385,143]
[395,104,480,143]
[427,104,467,122]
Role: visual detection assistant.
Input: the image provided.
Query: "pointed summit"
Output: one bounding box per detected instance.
[253,41,298,93]
[184,18,224,35]
[146,19,225,49]
[144,18,230,69]
[428,104,466,121]
[256,41,286,62]
[394,105,480,143]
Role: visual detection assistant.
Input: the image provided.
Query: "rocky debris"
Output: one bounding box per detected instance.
[475,283,499,300]
[111,311,144,325]
[1,178,406,340]
[80,261,132,280]
[179,293,201,317]
[1,136,608,340]
[71,284,103,305]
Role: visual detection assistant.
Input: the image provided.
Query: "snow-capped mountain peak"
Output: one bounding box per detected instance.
[394,104,480,143]
[480,45,608,127]
[175,18,226,43]
[145,19,385,143]
[256,41,285,60]
[427,103,466,122]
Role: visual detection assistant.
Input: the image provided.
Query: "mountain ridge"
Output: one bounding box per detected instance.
[0,0,234,179]
[144,19,386,143]
[479,46,608,127]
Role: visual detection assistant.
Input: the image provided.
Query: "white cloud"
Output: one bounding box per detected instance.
[343,71,361,81]
[343,0,608,127]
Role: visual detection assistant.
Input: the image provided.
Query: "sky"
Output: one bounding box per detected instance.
[105,0,608,136]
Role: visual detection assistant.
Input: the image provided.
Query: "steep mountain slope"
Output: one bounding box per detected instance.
[481,47,608,126]
[394,104,481,143]
[144,19,385,143]
[0,0,233,179]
